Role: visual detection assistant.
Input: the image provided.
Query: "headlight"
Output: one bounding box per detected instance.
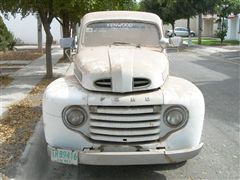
[163,106,188,128]
[63,106,87,127]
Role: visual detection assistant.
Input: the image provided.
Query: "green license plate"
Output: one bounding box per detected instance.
[50,147,78,165]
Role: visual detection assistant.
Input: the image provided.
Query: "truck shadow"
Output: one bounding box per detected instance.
[45,160,186,180]
[77,162,185,180]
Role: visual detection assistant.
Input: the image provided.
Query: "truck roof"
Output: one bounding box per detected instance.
[81,11,162,25]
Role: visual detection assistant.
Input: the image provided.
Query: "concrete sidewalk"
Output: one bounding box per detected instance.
[0,48,72,119]
[186,44,240,54]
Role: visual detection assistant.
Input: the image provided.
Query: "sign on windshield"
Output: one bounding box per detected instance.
[83,22,160,47]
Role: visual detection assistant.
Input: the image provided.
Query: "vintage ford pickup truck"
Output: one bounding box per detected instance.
[43,11,205,165]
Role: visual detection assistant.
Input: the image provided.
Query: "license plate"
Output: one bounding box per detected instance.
[50,147,78,165]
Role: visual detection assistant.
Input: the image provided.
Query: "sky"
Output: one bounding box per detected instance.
[2,14,61,44]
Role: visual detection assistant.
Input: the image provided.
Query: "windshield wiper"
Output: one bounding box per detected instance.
[112,41,141,48]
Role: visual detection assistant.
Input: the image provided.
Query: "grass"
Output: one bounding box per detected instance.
[0,77,56,174]
[189,38,240,46]
[0,75,13,87]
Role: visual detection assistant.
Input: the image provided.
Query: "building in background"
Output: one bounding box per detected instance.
[226,13,240,41]
[1,14,61,45]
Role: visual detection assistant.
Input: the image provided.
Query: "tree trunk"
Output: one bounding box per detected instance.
[62,13,71,59]
[37,14,43,52]
[221,17,225,45]
[171,22,175,37]
[39,11,54,78]
[187,18,192,46]
[198,14,202,45]
[45,30,53,78]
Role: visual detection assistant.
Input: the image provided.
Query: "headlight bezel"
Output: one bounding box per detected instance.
[62,106,87,128]
[163,105,189,128]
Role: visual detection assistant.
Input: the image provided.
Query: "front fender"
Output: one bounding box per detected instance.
[161,76,205,150]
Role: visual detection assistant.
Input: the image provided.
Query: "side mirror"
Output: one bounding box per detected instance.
[159,38,169,49]
[169,36,183,47]
[60,38,76,62]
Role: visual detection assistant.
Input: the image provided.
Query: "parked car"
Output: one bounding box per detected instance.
[43,11,205,166]
[166,27,196,37]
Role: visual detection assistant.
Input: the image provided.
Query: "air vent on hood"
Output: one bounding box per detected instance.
[133,78,151,88]
[95,78,112,88]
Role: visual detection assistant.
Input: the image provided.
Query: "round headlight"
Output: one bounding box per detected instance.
[163,106,188,128]
[63,106,87,127]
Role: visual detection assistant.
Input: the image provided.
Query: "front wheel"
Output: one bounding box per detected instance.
[190,33,195,37]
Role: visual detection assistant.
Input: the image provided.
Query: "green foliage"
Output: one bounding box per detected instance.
[216,0,240,17]
[140,0,181,26]
[214,0,240,44]
[54,0,138,38]
[88,0,138,11]
[0,16,16,51]
[215,29,228,44]
[140,0,220,25]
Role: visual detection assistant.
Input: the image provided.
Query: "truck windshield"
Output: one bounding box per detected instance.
[82,22,160,47]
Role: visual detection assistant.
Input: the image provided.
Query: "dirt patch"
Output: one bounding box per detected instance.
[0,50,44,61]
[58,56,71,63]
[0,77,56,177]
[0,75,13,87]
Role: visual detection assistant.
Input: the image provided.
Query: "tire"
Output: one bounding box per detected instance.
[190,33,195,37]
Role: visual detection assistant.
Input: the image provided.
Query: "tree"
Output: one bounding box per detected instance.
[89,0,138,11]
[60,0,138,37]
[215,0,240,44]
[53,0,85,58]
[140,0,220,45]
[174,0,218,45]
[0,0,55,78]
[140,0,182,32]
[0,0,138,76]
[192,0,220,44]
[54,0,138,59]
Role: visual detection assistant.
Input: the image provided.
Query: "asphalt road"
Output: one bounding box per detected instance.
[16,47,240,180]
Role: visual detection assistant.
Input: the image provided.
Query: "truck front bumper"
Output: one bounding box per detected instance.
[48,143,203,165]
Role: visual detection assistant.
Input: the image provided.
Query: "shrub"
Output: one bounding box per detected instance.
[215,29,227,45]
[0,16,16,51]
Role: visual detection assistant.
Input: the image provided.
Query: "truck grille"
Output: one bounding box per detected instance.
[89,105,161,143]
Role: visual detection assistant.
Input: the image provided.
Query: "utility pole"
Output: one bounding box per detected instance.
[37,14,43,52]
[198,14,203,45]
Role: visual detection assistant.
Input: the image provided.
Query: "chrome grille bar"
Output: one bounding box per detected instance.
[88,105,161,143]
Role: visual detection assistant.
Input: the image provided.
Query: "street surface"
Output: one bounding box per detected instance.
[16,46,240,180]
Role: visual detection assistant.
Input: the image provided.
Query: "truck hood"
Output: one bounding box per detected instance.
[74,46,169,93]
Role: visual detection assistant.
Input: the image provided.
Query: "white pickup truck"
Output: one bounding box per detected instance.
[43,11,205,165]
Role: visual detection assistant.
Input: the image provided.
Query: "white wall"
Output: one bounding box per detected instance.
[2,14,61,44]
[227,14,240,41]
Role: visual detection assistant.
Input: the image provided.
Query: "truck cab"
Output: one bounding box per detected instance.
[43,11,205,165]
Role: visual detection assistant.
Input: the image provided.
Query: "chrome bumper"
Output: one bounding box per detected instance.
[48,143,203,165]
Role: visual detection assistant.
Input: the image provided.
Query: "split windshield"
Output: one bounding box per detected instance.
[83,21,160,47]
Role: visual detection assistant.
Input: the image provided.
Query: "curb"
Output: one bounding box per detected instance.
[15,119,49,180]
